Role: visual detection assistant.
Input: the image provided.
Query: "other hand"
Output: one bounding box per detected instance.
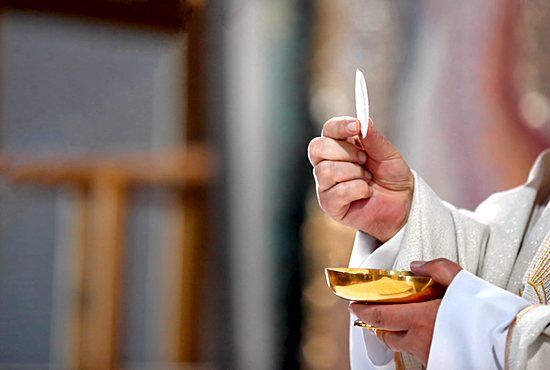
[349,258,463,366]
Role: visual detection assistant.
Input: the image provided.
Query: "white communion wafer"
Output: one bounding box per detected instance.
[355,69,369,138]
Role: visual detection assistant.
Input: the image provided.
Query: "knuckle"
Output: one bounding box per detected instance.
[327,161,338,180]
[370,307,385,327]
[321,117,337,136]
[314,139,326,160]
[349,180,368,198]
[335,182,349,199]
[338,122,348,136]
[342,163,359,182]
[431,258,450,269]
[312,164,321,179]
[324,116,339,127]
[307,137,323,161]
[359,181,370,196]
[307,138,316,152]
[317,161,333,180]
[428,258,457,284]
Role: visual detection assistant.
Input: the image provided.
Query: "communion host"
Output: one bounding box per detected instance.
[308,117,550,369]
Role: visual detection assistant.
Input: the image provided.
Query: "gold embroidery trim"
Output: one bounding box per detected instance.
[504,305,541,370]
[526,241,550,304]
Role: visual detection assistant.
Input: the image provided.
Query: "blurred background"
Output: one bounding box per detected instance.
[0,0,548,369]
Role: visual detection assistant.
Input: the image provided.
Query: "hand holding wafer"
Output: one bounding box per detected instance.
[307,71,414,242]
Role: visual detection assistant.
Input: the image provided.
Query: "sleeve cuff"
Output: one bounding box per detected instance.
[427,270,530,370]
[349,226,406,269]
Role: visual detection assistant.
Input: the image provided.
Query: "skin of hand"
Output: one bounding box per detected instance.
[349,258,463,366]
[307,116,414,242]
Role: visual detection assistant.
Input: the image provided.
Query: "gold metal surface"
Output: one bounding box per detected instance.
[354,320,379,335]
[353,320,377,329]
[325,267,437,303]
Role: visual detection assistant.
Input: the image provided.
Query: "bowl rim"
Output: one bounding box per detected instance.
[324,267,436,303]
[325,267,426,278]
[324,267,434,286]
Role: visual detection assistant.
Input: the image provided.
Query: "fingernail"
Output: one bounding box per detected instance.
[347,121,358,133]
[358,151,367,164]
[410,261,426,269]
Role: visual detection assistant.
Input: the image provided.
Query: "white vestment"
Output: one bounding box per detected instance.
[349,150,550,370]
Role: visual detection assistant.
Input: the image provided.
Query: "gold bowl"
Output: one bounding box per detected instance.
[325,267,439,303]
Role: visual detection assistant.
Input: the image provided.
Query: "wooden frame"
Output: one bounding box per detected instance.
[0,0,196,30]
[2,146,215,369]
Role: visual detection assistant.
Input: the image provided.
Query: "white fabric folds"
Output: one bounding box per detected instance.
[348,151,550,369]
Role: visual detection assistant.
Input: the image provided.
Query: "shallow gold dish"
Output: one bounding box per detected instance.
[325,267,438,303]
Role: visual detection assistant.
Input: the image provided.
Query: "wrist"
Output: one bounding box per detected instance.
[378,173,414,242]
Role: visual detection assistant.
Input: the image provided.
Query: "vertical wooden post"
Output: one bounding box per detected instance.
[157,193,185,361]
[69,186,89,370]
[179,190,205,361]
[80,170,126,369]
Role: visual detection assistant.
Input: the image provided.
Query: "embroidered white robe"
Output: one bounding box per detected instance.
[350,150,550,369]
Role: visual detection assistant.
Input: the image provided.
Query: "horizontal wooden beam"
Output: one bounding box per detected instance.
[0,144,216,188]
[0,0,196,31]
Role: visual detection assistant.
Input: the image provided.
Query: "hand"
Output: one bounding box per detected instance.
[349,258,462,366]
[307,116,414,242]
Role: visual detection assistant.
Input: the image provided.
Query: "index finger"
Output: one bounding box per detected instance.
[349,302,413,331]
[322,116,360,139]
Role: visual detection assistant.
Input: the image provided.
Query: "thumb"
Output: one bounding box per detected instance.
[409,258,462,287]
[359,119,401,162]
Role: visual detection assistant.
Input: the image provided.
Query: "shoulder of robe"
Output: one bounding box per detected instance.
[477,150,550,223]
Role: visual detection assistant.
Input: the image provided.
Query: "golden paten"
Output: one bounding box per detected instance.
[325,267,438,303]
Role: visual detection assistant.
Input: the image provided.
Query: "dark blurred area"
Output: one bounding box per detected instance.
[0,1,548,369]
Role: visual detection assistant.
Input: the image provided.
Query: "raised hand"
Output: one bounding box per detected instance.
[308,116,414,242]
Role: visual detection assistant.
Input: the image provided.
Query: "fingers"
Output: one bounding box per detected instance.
[376,330,408,353]
[358,119,402,162]
[308,137,368,167]
[318,179,372,217]
[351,299,440,367]
[314,161,372,192]
[349,302,413,331]
[315,116,403,163]
[321,116,360,139]
[410,258,463,287]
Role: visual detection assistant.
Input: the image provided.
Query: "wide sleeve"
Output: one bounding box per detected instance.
[392,172,491,273]
[348,170,537,369]
[390,171,536,369]
[393,171,535,289]
[427,270,530,370]
[506,304,550,370]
